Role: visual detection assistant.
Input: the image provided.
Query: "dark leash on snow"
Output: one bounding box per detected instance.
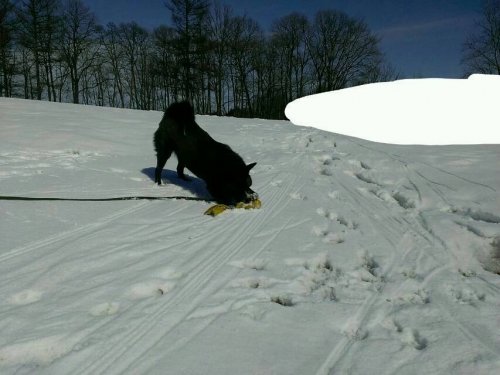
[0,195,262,216]
[0,195,212,202]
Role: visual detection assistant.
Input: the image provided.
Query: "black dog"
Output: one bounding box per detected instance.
[154,101,257,205]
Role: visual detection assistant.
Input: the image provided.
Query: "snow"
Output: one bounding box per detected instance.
[1,97,500,374]
[285,74,500,145]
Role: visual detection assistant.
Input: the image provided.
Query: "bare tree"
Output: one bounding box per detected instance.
[40,0,60,101]
[271,13,310,107]
[101,23,126,107]
[16,0,61,100]
[226,15,262,116]
[0,0,15,96]
[166,0,210,102]
[307,10,382,92]
[208,2,233,114]
[17,0,44,99]
[251,39,281,118]
[59,0,100,104]
[115,22,151,109]
[152,25,178,107]
[462,0,500,75]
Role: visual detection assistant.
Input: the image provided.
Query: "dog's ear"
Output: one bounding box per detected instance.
[247,162,257,171]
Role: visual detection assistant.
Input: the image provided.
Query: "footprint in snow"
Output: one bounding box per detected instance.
[271,294,294,307]
[342,321,368,341]
[0,332,85,367]
[380,317,403,333]
[354,251,383,285]
[230,277,277,289]
[89,302,120,316]
[311,226,344,244]
[346,159,362,167]
[290,192,307,200]
[285,253,333,271]
[391,191,416,209]
[315,154,339,166]
[358,250,378,275]
[458,268,476,278]
[8,289,43,305]
[400,268,419,279]
[447,286,485,305]
[127,280,176,300]
[316,208,358,229]
[450,207,500,224]
[328,190,341,200]
[285,254,338,302]
[346,159,371,170]
[369,188,394,203]
[380,319,426,350]
[229,258,267,271]
[354,171,381,186]
[401,328,427,350]
[388,289,429,305]
[318,167,334,176]
[314,155,341,177]
[360,161,371,170]
[337,215,358,229]
[316,207,338,221]
[226,260,275,304]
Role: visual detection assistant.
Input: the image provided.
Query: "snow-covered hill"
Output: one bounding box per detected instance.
[1,98,499,374]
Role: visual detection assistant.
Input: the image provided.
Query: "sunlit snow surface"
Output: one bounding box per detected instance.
[285,74,500,145]
[1,98,499,374]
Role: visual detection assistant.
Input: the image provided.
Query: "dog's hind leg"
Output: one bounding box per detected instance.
[155,148,172,185]
[176,162,190,181]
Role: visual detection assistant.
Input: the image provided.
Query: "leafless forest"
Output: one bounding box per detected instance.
[1,0,498,118]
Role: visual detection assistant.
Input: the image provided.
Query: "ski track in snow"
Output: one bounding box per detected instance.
[77,175,300,375]
[0,202,150,264]
[1,98,499,374]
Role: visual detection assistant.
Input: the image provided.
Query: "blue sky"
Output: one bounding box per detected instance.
[82,0,484,78]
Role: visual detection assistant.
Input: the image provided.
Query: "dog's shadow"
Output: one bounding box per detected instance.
[141,167,211,199]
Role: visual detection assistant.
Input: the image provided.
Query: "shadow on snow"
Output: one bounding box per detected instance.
[141,167,211,200]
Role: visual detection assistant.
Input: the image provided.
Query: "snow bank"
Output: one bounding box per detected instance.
[285,74,500,145]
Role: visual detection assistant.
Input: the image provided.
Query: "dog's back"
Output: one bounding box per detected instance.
[154,101,210,152]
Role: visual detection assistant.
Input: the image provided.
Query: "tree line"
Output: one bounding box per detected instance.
[0,0,397,118]
[1,0,498,119]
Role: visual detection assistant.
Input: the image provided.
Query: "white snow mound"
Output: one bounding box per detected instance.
[285,74,500,145]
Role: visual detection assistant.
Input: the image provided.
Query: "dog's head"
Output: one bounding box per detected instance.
[211,162,258,205]
[241,162,258,203]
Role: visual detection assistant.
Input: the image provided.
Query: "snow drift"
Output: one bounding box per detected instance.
[285,74,500,145]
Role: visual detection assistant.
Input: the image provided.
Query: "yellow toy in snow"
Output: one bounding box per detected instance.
[204,198,262,217]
